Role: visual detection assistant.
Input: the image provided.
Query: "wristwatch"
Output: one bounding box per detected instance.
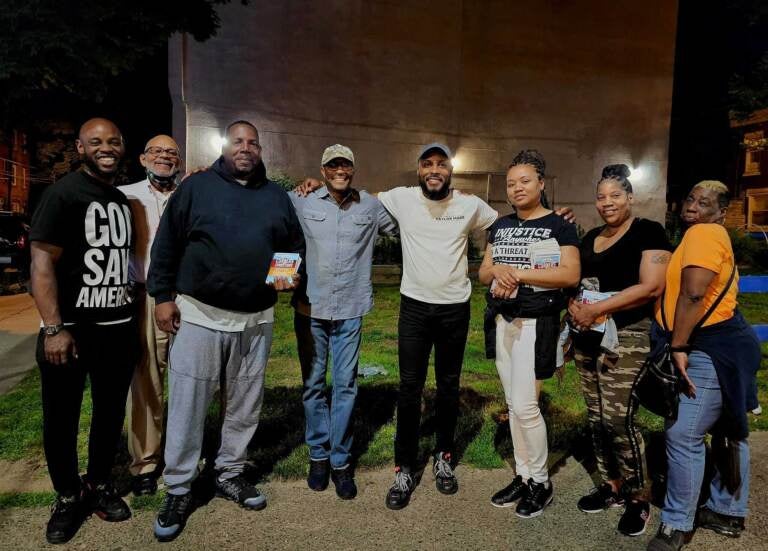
[43,324,64,336]
[669,344,692,354]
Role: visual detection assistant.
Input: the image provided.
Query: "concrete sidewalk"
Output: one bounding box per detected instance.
[2,432,766,551]
[0,293,39,395]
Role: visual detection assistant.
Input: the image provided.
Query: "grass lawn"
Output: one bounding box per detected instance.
[1,286,766,509]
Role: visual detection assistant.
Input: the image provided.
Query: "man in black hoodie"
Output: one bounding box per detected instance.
[148,121,304,542]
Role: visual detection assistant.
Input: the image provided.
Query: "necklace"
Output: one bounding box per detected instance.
[517,206,545,226]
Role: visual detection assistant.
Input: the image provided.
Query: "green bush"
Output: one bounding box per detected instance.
[269,171,300,192]
[728,228,768,272]
[373,235,402,264]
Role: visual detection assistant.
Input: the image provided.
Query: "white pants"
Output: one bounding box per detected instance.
[495,316,549,483]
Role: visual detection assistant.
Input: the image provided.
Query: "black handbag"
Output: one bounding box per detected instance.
[631,265,737,420]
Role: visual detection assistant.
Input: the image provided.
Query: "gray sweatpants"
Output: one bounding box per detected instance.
[163,320,272,495]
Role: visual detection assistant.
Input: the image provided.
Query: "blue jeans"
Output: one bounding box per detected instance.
[294,312,362,469]
[661,350,750,531]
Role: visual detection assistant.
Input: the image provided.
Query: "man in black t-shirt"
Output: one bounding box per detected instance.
[30,118,138,545]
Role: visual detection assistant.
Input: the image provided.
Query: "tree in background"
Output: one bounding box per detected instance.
[728,0,768,119]
[0,0,248,129]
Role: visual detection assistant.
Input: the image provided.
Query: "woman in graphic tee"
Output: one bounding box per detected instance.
[568,164,671,536]
[479,149,580,518]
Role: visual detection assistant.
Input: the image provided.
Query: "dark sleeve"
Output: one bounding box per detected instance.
[555,219,580,247]
[29,184,69,246]
[280,192,306,260]
[486,219,500,245]
[147,183,190,304]
[638,219,673,252]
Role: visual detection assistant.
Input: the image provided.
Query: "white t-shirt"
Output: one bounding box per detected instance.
[378,187,498,304]
[176,294,274,332]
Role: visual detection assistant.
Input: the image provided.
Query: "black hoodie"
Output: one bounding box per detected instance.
[147,157,305,313]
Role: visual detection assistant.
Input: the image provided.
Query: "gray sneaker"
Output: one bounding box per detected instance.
[647,523,687,551]
[215,475,267,510]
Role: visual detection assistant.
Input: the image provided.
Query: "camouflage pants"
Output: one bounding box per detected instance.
[573,319,649,497]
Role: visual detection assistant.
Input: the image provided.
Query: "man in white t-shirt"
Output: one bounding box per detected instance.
[119,135,180,497]
[378,143,498,510]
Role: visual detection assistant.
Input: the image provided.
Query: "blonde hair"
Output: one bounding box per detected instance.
[692,180,729,208]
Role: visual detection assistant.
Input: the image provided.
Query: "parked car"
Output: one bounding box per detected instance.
[0,211,31,283]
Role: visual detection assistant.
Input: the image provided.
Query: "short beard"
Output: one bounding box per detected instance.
[82,155,119,181]
[418,175,451,200]
[224,157,256,180]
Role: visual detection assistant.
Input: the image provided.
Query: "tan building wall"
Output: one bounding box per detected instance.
[169,0,677,228]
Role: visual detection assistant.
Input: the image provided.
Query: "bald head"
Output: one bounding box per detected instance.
[144,134,178,152]
[75,118,125,183]
[78,118,122,143]
[141,134,181,186]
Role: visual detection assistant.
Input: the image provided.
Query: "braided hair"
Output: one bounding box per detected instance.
[509,149,549,208]
[598,164,633,194]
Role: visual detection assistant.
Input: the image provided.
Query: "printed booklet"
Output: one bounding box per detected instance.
[528,238,561,292]
[265,253,302,285]
[578,290,615,332]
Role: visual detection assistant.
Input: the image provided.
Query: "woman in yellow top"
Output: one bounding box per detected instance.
[647,182,760,551]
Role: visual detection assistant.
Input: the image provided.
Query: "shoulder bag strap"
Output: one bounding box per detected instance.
[660,262,736,334]
[692,262,737,332]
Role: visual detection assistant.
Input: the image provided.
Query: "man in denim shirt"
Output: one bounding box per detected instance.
[291,144,397,499]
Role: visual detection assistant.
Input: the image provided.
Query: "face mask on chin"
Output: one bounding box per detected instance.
[147,167,178,190]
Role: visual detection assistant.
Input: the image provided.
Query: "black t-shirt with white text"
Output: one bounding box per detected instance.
[579,217,672,328]
[487,212,579,296]
[30,171,134,323]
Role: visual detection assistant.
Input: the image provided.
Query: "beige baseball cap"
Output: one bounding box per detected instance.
[321,144,355,166]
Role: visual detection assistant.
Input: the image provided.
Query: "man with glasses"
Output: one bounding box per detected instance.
[291,145,397,500]
[120,135,181,496]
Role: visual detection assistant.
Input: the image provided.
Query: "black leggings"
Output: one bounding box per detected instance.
[37,322,138,495]
[394,295,470,468]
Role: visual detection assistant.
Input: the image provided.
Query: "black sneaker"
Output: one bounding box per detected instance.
[433,452,458,495]
[577,483,624,513]
[215,474,267,510]
[331,466,357,500]
[46,493,86,544]
[696,507,745,538]
[84,480,131,522]
[490,475,529,508]
[647,523,687,551]
[385,467,414,510]
[618,499,651,536]
[307,459,330,491]
[515,479,553,518]
[154,492,195,542]
[131,472,159,496]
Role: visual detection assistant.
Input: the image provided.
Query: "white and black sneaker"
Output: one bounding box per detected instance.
[385,467,414,510]
[577,483,624,513]
[215,475,267,510]
[515,479,553,518]
[433,452,458,495]
[490,475,529,508]
[618,499,651,536]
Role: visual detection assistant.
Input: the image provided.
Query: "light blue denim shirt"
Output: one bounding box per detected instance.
[290,186,398,320]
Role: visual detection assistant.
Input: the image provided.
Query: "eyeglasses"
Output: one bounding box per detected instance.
[324,160,354,170]
[144,146,180,158]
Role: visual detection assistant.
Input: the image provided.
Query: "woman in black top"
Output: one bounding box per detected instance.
[479,150,580,519]
[568,164,672,537]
